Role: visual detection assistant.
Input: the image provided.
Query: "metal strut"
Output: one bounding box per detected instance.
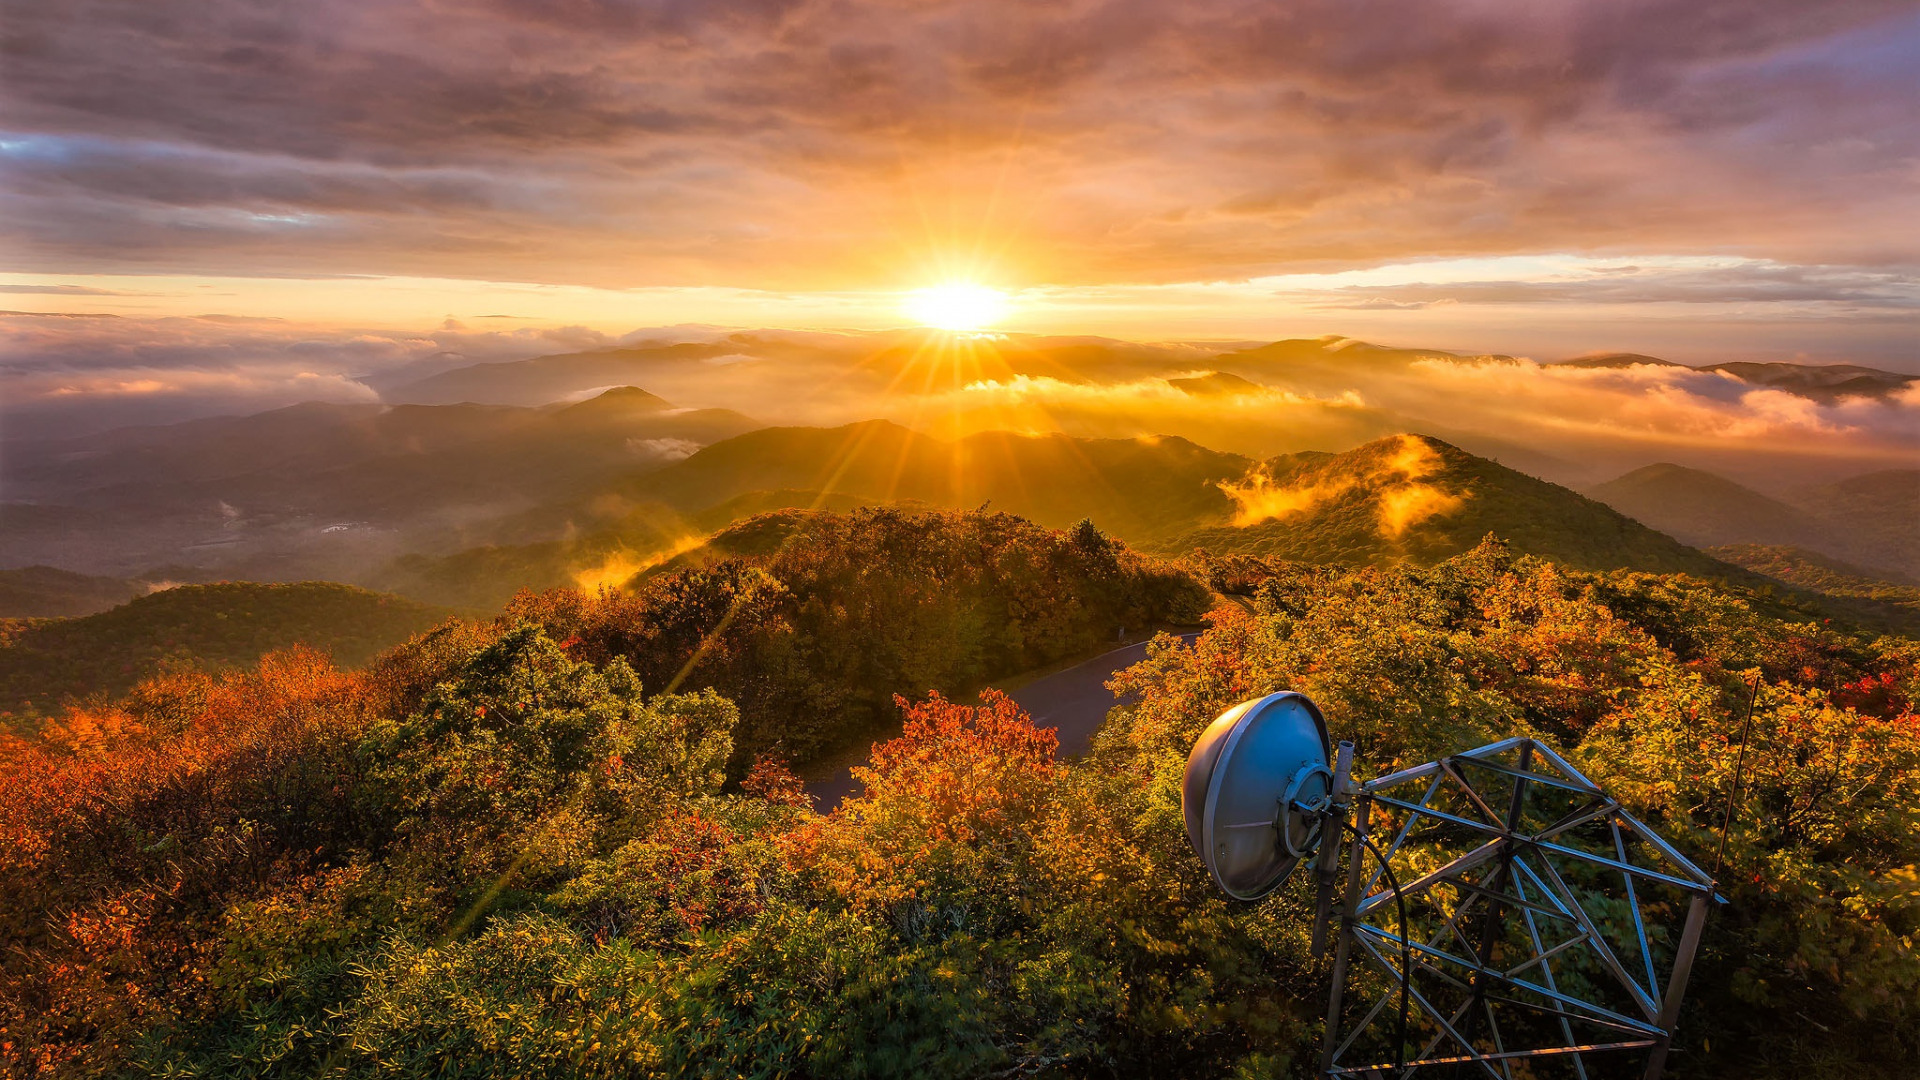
[1317,737,1718,1079]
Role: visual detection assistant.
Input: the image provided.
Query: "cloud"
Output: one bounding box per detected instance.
[0,284,132,296]
[1219,471,1358,526]
[915,371,1383,455]
[1298,262,1920,311]
[1218,434,1467,535]
[0,311,633,436]
[908,336,1920,485]
[1,1,1914,290]
[627,436,703,461]
[3,314,1914,494]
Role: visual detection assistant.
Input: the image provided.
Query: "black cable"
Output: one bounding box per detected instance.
[1711,675,1763,884]
[1356,828,1412,1070]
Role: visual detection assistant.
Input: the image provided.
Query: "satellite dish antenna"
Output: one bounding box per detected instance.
[1182,691,1334,900]
[1178,691,1721,1079]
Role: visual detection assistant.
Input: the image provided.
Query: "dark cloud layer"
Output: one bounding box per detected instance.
[4,0,1917,287]
[1305,264,1920,310]
[0,311,627,437]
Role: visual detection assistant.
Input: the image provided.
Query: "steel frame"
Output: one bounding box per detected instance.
[1318,738,1716,1079]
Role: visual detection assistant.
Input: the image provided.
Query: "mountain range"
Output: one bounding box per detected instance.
[0,388,761,583]
[4,403,1915,719]
[376,333,1915,411]
[382,427,1750,611]
[2,330,1912,621]
[1559,353,1917,402]
[6,383,1913,615]
[1589,463,1918,580]
[338,331,1917,493]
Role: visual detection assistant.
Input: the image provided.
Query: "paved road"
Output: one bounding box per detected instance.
[802,633,1199,811]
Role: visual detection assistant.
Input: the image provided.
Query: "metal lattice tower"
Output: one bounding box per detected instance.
[1318,737,1717,1079]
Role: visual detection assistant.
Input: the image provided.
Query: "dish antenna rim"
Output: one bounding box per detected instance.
[1185,690,1335,902]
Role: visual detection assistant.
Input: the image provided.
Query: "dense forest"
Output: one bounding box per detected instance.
[1,511,1915,1077]
[0,583,453,726]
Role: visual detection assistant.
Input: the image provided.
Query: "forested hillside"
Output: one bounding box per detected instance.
[0,582,452,723]
[1710,543,1920,633]
[1182,434,1730,574]
[609,420,1249,547]
[0,566,143,618]
[391,429,1764,608]
[508,508,1211,766]
[1,513,1913,1078]
[1590,463,1918,580]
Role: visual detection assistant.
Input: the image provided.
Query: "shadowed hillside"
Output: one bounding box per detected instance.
[0,582,454,722]
[1589,463,1918,580]
[0,566,144,618]
[1793,470,1920,578]
[509,507,1212,766]
[1588,463,1826,549]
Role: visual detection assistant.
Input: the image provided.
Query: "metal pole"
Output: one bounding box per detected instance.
[1313,741,1356,962]
[1466,742,1532,1049]
[1642,891,1711,1080]
[1321,790,1372,1076]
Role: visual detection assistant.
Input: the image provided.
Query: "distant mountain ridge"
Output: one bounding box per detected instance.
[1588,464,1826,549]
[1,387,762,581]
[0,566,145,618]
[1791,470,1919,578]
[1558,353,1914,402]
[0,582,453,722]
[385,342,742,406]
[1589,462,1917,579]
[372,333,1914,417]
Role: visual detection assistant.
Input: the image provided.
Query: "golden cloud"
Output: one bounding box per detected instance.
[1219,434,1469,537]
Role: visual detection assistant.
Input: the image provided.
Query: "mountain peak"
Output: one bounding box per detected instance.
[555,386,674,417]
[1168,370,1263,396]
[1191,433,1727,574]
[1588,462,1820,552]
[1557,352,1683,369]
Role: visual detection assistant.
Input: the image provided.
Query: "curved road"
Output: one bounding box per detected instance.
[803,633,1199,811]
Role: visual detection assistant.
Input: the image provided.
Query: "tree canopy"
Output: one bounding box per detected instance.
[0,516,1913,1078]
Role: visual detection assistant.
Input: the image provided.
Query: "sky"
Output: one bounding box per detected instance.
[2,0,1918,436]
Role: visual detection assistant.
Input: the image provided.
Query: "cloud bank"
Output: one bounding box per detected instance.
[15,311,1912,494]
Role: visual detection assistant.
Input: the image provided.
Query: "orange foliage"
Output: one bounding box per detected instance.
[741,755,812,808]
[797,691,1059,913]
[861,689,1059,841]
[0,647,372,1076]
[0,647,364,870]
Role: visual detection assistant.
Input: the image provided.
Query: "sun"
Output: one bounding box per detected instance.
[904,283,1011,332]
